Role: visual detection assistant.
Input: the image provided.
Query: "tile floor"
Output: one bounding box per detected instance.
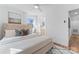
[47,45,78,54]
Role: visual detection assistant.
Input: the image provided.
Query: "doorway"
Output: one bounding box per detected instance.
[69,8,79,52]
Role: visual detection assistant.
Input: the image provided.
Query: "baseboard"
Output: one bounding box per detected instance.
[53,42,69,49]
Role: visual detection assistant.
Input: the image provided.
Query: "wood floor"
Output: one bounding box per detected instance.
[69,34,79,52]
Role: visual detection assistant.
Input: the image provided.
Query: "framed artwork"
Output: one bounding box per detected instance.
[8,11,21,24]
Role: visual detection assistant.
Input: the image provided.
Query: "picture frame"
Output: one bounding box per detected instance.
[8,11,21,24]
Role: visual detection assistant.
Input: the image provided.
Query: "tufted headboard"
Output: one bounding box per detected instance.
[3,23,32,30]
[1,23,32,38]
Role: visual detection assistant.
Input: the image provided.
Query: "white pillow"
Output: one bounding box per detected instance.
[5,30,16,38]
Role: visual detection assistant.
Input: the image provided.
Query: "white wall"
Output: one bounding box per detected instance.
[46,4,79,46]
[0,6,8,39]
[50,5,69,46]
[71,15,79,35]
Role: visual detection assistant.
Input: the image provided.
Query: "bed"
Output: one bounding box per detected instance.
[0,23,53,54]
[0,35,53,54]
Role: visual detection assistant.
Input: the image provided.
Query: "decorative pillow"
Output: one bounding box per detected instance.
[5,30,16,38]
[21,29,29,36]
[15,30,22,36]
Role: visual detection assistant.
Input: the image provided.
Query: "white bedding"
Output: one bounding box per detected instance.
[0,34,51,54]
[0,33,40,45]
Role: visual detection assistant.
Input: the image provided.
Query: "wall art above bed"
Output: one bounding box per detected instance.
[8,11,21,24]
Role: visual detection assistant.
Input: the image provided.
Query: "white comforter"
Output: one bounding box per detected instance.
[0,34,49,54]
[0,33,39,45]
